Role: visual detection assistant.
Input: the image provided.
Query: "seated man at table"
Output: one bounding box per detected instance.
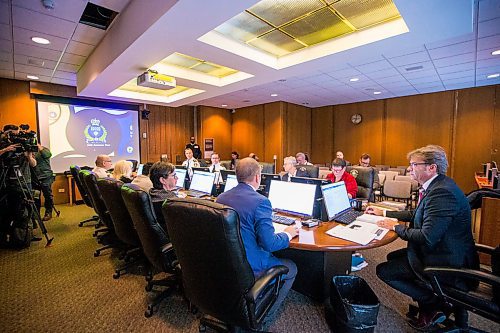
[217,157,298,318]
[366,145,478,331]
[295,152,313,166]
[326,158,358,198]
[148,161,180,230]
[281,156,311,181]
[358,153,380,189]
[131,162,153,191]
[92,155,112,178]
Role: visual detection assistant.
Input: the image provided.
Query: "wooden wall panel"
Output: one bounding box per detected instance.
[454,86,496,192]
[263,102,283,165]
[385,92,454,167]
[333,100,384,165]
[199,106,232,160]
[283,103,311,159]
[232,104,265,161]
[311,105,334,164]
[0,78,36,129]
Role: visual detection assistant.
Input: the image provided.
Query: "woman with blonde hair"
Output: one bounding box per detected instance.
[112,160,134,183]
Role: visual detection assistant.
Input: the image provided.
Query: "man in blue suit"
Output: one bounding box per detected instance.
[367,145,479,331]
[217,157,298,317]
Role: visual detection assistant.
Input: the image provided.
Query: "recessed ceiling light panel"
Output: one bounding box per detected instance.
[31,37,50,44]
[491,50,500,56]
[373,91,381,95]
[487,73,499,79]
[27,75,39,80]
[350,77,359,82]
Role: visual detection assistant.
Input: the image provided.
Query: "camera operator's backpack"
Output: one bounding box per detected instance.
[0,206,32,249]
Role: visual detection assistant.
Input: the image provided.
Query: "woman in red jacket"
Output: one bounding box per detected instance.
[326,158,358,198]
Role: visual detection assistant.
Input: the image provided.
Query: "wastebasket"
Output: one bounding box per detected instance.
[327,275,379,333]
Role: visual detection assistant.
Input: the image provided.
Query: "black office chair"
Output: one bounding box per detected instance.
[423,243,500,330]
[69,165,99,227]
[120,183,179,318]
[127,159,139,172]
[300,164,320,178]
[260,162,275,174]
[97,178,144,279]
[347,166,376,202]
[81,170,121,257]
[162,197,289,332]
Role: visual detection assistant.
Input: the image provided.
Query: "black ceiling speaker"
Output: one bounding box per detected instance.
[141,109,150,120]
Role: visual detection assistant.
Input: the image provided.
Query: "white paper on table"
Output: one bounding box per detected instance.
[272,221,301,234]
[356,214,397,224]
[325,221,383,245]
[299,229,315,245]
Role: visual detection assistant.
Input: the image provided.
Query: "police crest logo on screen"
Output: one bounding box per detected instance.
[84,118,108,146]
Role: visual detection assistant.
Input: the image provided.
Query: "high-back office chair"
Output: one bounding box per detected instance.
[97,178,144,279]
[388,167,406,175]
[382,179,412,208]
[375,164,390,171]
[300,164,320,178]
[220,160,232,170]
[375,173,387,201]
[423,243,500,330]
[120,184,179,318]
[69,165,99,227]
[347,166,375,202]
[260,162,275,174]
[319,169,330,179]
[163,198,289,332]
[81,170,120,257]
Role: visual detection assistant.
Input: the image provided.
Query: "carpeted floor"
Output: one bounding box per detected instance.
[0,204,497,332]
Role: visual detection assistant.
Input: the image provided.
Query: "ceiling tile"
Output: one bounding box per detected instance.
[52,71,76,81]
[476,78,500,87]
[476,65,500,75]
[478,0,500,23]
[60,52,86,66]
[400,67,438,80]
[443,82,475,90]
[477,57,500,69]
[427,41,475,60]
[477,46,500,61]
[442,77,475,85]
[478,17,500,38]
[0,69,14,78]
[13,26,68,51]
[14,42,61,60]
[12,0,87,23]
[325,67,361,79]
[92,0,132,13]
[373,75,407,84]
[0,1,10,25]
[347,55,386,67]
[14,70,50,82]
[408,76,442,85]
[436,62,475,74]
[15,63,53,76]
[365,68,401,79]
[387,52,431,67]
[54,61,80,73]
[397,61,434,74]
[0,59,13,70]
[354,60,393,73]
[477,34,500,51]
[66,40,95,57]
[426,33,475,50]
[71,23,106,45]
[12,6,77,39]
[0,23,11,40]
[417,86,445,94]
[390,88,418,95]
[433,53,476,67]
[440,69,475,81]
[0,38,13,52]
[14,53,57,69]
[0,51,11,61]
[383,45,427,59]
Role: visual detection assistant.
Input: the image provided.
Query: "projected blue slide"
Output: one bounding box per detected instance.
[37,101,140,173]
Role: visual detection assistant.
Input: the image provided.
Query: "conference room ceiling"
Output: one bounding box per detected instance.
[0,0,499,108]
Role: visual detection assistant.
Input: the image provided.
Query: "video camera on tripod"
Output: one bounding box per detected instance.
[0,124,39,157]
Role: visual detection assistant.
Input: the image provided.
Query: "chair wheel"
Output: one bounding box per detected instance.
[113,272,120,279]
[145,283,153,292]
[145,274,153,282]
[94,251,100,257]
[199,324,206,332]
[145,305,154,318]
[78,222,84,227]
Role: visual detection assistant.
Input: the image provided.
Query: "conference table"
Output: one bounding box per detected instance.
[275,220,398,301]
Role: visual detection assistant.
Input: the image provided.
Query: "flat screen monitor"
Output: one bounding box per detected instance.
[189,170,215,194]
[223,174,238,192]
[175,168,187,189]
[260,173,281,197]
[291,176,329,219]
[220,169,236,182]
[192,166,209,173]
[136,163,144,175]
[267,180,317,217]
[320,181,351,221]
[175,165,186,170]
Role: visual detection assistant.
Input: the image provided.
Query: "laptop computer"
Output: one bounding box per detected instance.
[223,174,238,193]
[321,181,362,224]
[174,168,187,190]
[267,180,317,225]
[186,170,215,198]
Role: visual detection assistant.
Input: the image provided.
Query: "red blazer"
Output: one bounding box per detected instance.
[326,171,358,198]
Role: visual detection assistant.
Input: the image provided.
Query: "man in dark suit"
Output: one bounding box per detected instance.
[185,136,202,159]
[217,157,298,318]
[366,145,478,331]
[281,156,311,181]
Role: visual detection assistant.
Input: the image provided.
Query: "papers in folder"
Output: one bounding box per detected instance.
[326,220,390,245]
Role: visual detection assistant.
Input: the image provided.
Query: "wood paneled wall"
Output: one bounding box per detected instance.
[311,106,334,164]
[283,102,311,160]
[0,78,36,129]
[198,106,232,160]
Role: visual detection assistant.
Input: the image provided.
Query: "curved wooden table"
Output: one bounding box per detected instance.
[275,221,398,300]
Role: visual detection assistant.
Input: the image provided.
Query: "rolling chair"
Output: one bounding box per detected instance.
[81,170,121,257]
[120,183,179,318]
[381,179,412,209]
[299,164,319,178]
[162,197,289,332]
[260,162,275,174]
[69,165,98,227]
[347,166,375,202]
[96,178,144,279]
[423,243,500,331]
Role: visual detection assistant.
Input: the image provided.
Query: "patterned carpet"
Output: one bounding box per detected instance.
[0,204,497,332]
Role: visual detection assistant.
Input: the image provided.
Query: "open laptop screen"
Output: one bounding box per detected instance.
[189,170,215,194]
[267,180,316,217]
[175,168,187,188]
[321,181,351,221]
[224,174,238,192]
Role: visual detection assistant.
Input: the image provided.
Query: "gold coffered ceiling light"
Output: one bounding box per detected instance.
[199,0,408,69]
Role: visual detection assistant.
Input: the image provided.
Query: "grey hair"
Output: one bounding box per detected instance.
[407,145,448,175]
[283,156,297,166]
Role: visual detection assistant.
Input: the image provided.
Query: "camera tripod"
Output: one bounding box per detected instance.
[0,164,54,247]
[30,169,61,219]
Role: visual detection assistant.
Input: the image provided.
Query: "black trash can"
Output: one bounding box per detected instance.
[327,275,380,333]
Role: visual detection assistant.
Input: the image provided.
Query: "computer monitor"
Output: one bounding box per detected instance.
[189,170,216,194]
[174,168,187,189]
[291,176,329,219]
[320,181,351,221]
[223,174,238,192]
[259,173,281,197]
[267,180,317,218]
[192,166,209,173]
[175,165,186,170]
[136,163,144,175]
[220,169,236,182]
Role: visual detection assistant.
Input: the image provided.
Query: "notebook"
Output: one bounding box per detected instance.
[320,181,362,224]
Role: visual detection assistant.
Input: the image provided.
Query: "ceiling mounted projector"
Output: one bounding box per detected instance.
[137,70,176,90]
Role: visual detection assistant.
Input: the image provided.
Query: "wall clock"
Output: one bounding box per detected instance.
[351,113,362,124]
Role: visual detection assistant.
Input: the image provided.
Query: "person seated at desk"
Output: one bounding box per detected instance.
[296,152,313,166]
[230,151,239,170]
[92,155,112,178]
[131,162,153,191]
[112,160,134,183]
[181,147,200,181]
[366,145,479,331]
[148,161,180,230]
[281,156,311,181]
[336,151,351,166]
[208,152,225,184]
[216,157,298,319]
[358,153,380,189]
[326,158,357,198]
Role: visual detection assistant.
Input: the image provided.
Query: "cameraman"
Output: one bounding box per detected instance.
[33,143,54,221]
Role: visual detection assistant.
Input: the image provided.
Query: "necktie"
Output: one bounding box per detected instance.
[418,188,425,204]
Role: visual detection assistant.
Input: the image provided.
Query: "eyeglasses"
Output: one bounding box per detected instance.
[332,167,344,172]
[409,162,428,168]
[168,173,178,178]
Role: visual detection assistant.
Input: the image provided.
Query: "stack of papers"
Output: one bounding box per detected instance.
[326,220,390,245]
